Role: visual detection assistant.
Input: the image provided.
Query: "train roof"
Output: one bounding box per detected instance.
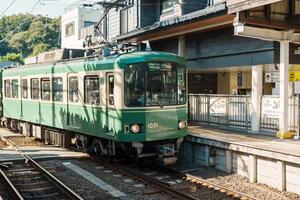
[2,51,185,77]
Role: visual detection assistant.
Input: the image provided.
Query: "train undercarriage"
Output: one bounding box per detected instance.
[1,117,184,165]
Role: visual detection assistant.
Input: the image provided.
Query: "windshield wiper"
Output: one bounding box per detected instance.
[154,100,163,108]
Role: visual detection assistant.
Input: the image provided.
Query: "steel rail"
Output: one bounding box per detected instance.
[184,173,258,200]
[120,166,199,200]
[149,165,258,200]
[0,168,24,200]
[3,137,84,200]
[90,157,198,200]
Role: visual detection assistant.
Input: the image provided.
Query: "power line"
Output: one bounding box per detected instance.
[0,0,42,43]
[0,0,90,34]
[0,0,17,18]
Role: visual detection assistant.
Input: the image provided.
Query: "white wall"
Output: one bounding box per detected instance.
[107,0,139,41]
[61,7,101,49]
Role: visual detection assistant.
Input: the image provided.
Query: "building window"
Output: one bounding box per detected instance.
[84,76,100,105]
[4,80,11,98]
[41,78,51,101]
[161,0,176,14]
[84,21,96,28]
[120,9,128,34]
[31,78,40,100]
[69,76,79,103]
[65,22,75,37]
[11,79,18,99]
[52,77,63,102]
[22,79,28,99]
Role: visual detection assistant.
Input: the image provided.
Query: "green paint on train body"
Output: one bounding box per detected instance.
[2,51,185,77]
[1,51,188,142]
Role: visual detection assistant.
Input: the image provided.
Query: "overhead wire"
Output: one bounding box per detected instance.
[0,0,191,43]
[0,0,86,34]
[0,0,17,18]
[0,0,42,43]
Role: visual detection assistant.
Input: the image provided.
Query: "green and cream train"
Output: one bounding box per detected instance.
[0,51,187,164]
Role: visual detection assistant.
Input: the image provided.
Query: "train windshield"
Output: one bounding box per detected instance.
[125,62,186,107]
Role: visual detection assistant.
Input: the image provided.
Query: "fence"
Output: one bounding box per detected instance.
[189,94,299,133]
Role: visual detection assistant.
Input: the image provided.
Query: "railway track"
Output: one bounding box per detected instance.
[0,134,258,200]
[91,157,258,200]
[0,138,84,200]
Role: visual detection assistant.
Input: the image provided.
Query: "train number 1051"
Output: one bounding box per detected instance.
[148,122,159,129]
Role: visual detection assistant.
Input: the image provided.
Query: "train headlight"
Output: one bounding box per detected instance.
[130,124,140,133]
[178,121,186,130]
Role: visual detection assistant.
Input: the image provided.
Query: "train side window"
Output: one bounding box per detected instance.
[21,79,28,99]
[31,78,40,100]
[108,75,114,105]
[4,80,11,98]
[41,78,50,101]
[69,76,79,103]
[11,79,18,99]
[52,77,63,102]
[84,76,100,105]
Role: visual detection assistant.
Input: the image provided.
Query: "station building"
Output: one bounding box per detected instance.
[60,1,300,194]
[107,0,300,194]
[104,0,300,137]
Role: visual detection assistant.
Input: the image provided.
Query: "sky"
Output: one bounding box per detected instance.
[0,0,97,18]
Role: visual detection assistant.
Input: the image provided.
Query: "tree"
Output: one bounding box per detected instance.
[0,14,61,58]
[0,53,23,64]
[32,43,49,56]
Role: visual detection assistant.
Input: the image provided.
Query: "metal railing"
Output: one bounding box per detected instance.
[189,94,299,133]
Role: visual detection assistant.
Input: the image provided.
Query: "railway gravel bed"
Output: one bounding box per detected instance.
[0,138,7,149]
[40,158,247,200]
[6,136,44,147]
[179,165,300,200]
[39,159,164,200]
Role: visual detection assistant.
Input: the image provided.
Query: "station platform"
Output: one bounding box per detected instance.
[188,125,300,164]
[185,125,300,195]
[0,128,89,162]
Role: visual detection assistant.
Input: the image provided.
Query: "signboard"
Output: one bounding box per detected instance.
[210,97,227,116]
[289,71,300,82]
[265,72,279,83]
[261,97,280,118]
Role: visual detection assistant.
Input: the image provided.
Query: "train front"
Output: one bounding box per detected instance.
[118,52,188,165]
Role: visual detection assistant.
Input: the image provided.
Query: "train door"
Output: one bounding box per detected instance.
[20,77,27,118]
[105,72,114,134]
[67,74,80,128]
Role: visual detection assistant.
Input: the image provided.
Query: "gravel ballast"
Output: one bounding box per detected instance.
[39,159,170,200]
[184,166,300,200]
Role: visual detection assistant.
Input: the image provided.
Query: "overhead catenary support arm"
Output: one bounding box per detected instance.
[93,0,127,42]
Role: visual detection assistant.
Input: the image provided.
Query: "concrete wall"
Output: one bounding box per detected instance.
[182,141,300,195]
[107,9,120,41]
[61,7,101,49]
[107,0,139,40]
